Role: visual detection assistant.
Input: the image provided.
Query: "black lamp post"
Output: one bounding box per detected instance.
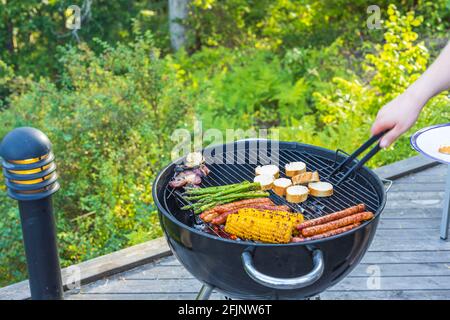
[0,127,63,300]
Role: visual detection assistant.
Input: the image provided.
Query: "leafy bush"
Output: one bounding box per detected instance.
[175,47,312,129]
[2,0,449,81]
[0,33,193,285]
[187,0,450,51]
[0,0,159,79]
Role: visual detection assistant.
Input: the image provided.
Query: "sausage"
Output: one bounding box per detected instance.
[211,204,291,225]
[200,208,216,220]
[200,198,274,221]
[291,236,304,243]
[214,198,274,214]
[202,212,220,223]
[293,223,361,242]
[296,204,365,231]
[291,234,304,242]
[301,211,374,237]
[201,198,274,218]
[210,208,250,225]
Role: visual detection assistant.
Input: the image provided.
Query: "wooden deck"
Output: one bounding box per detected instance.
[64,163,450,300]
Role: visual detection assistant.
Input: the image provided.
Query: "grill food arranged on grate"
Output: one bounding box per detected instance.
[172,154,374,244]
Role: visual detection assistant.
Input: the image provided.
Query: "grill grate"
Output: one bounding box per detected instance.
[163,147,381,239]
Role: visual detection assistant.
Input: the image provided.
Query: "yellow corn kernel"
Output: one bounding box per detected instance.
[224,212,294,244]
[237,208,303,224]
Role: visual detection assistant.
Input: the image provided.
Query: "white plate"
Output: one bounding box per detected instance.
[411,123,450,164]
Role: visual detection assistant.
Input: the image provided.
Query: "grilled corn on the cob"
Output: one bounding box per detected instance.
[237,208,304,224]
[224,209,299,243]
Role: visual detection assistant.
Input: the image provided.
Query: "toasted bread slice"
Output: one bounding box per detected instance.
[255,164,279,178]
[292,171,320,185]
[439,145,450,155]
[253,174,275,191]
[285,162,306,177]
[308,181,333,197]
[286,185,309,203]
[185,152,205,167]
[273,178,292,196]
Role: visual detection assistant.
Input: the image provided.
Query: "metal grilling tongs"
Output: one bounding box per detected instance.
[329,130,388,185]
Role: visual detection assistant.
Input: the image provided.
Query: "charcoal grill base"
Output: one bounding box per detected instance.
[161,212,380,299]
[154,140,386,299]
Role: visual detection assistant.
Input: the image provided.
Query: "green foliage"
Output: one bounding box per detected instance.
[187,0,450,51]
[0,0,158,78]
[0,33,193,285]
[176,47,310,129]
[188,0,253,48]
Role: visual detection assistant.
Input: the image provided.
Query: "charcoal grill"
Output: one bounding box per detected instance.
[153,139,389,299]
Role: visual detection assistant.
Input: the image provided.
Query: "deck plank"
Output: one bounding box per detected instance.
[377,218,441,229]
[67,292,225,300]
[381,208,444,219]
[386,191,444,200]
[103,262,450,280]
[329,276,450,291]
[62,164,450,300]
[320,290,450,300]
[389,181,445,193]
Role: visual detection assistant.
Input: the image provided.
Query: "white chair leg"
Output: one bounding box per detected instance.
[441,165,450,240]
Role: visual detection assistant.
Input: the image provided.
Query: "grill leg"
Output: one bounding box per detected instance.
[441,165,450,240]
[196,284,214,300]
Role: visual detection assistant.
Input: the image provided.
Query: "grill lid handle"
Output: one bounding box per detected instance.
[382,178,393,193]
[241,247,324,290]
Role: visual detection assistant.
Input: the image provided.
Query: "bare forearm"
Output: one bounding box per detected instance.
[371,41,450,147]
[406,41,450,108]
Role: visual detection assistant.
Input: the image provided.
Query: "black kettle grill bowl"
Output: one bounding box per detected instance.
[153,140,386,299]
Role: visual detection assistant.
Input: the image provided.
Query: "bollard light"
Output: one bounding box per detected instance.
[0,127,63,300]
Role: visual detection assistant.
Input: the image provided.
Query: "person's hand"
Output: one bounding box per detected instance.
[371,92,425,148]
[372,42,450,147]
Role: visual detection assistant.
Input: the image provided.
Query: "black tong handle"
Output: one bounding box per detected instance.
[330,130,388,185]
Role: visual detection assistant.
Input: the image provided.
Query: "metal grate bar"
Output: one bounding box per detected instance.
[233,149,308,214]
[294,151,380,207]
[249,148,371,215]
[277,152,353,212]
[163,146,382,240]
[280,150,380,209]
[249,149,341,212]
[243,149,323,217]
[298,150,380,203]
[263,148,379,210]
